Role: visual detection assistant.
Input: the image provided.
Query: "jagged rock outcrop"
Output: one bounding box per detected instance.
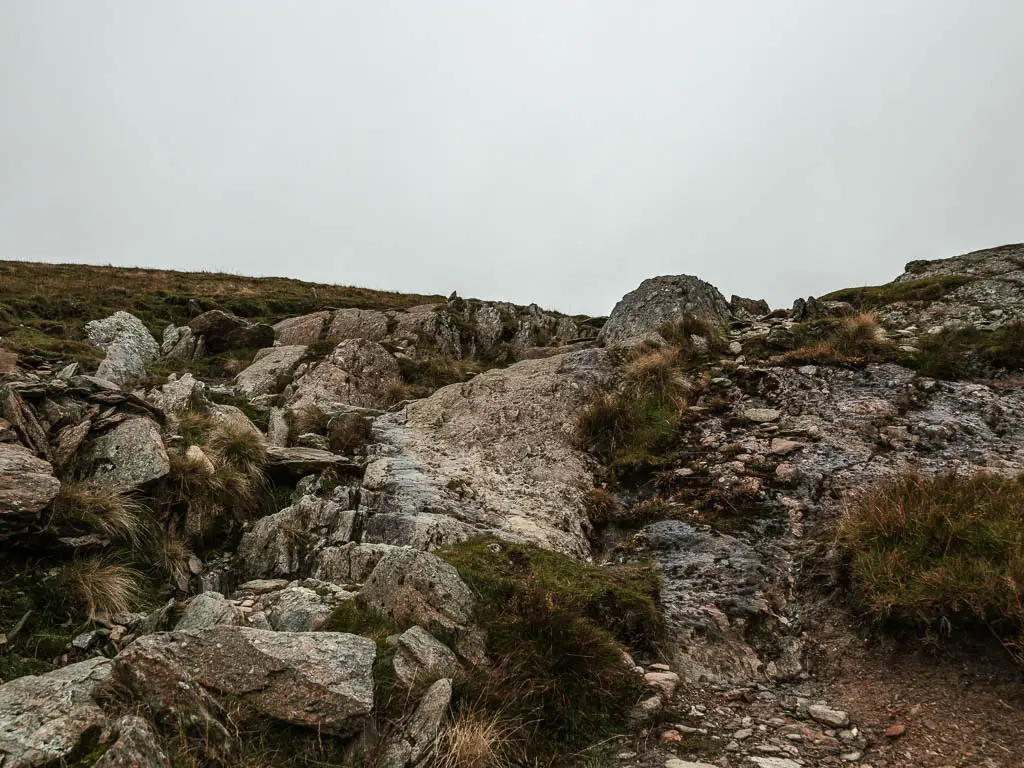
[289,338,400,410]
[114,627,376,735]
[238,493,361,579]
[730,295,771,320]
[0,443,60,515]
[0,657,113,768]
[273,299,590,364]
[600,275,732,347]
[360,348,611,555]
[85,311,160,386]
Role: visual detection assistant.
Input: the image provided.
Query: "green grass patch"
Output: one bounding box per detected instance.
[436,538,661,759]
[837,472,1024,657]
[905,322,1024,380]
[821,275,973,309]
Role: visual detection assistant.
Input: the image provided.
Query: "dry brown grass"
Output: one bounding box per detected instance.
[837,471,1024,657]
[779,313,894,366]
[621,346,689,407]
[62,558,142,620]
[0,259,442,365]
[49,482,150,549]
[434,711,520,768]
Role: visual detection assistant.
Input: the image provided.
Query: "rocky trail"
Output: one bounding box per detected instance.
[1,246,1023,767]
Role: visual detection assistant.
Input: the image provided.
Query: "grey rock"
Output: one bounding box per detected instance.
[807,703,849,728]
[392,626,461,688]
[730,295,771,320]
[289,338,400,410]
[0,657,112,768]
[85,311,160,387]
[743,408,781,423]
[0,444,59,516]
[600,275,732,348]
[94,715,170,768]
[175,592,246,630]
[152,373,207,422]
[114,626,375,735]
[361,349,610,556]
[264,586,334,632]
[265,445,359,476]
[765,326,796,350]
[188,310,274,354]
[235,345,307,398]
[84,416,169,492]
[360,548,475,638]
[239,494,358,579]
[274,311,331,346]
[380,678,452,768]
[325,308,389,342]
[310,542,398,584]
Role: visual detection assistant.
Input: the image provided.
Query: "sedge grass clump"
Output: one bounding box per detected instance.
[578,344,690,473]
[61,558,142,621]
[434,710,519,768]
[207,420,267,475]
[164,421,267,543]
[49,483,151,550]
[780,313,894,366]
[836,472,1024,655]
[437,538,661,757]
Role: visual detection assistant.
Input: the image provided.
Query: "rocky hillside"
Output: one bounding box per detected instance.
[0,247,1022,768]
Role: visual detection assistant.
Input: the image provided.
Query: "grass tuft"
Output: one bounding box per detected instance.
[836,471,1024,657]
[778,313,895,366]
[434,710,520,768]
[437,538,661,757]
[49,483,151,550]
[62,558,143,620]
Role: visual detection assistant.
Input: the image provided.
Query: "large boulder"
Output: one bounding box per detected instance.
[360,548,476,638]
[289,338,400,410]
[188,310,274,355]
[273,311,331,346]
[361,349,610,556]
[114,627,376,735]
[85,311,160,386]
[325,309,389,342]
[235,345,307,398]
[0,443,59,516]
[83,416,169,492]
[0,657,113,768]
[599,275,732,348]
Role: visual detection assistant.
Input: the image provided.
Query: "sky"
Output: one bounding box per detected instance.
[2,2,1023,316]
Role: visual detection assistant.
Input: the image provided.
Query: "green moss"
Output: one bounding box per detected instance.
[820,275,972,309]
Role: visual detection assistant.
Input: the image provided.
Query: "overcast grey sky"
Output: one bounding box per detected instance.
[2,1,1023,315]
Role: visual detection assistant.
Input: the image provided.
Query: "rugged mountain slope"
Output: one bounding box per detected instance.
[1,248,1023,768]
